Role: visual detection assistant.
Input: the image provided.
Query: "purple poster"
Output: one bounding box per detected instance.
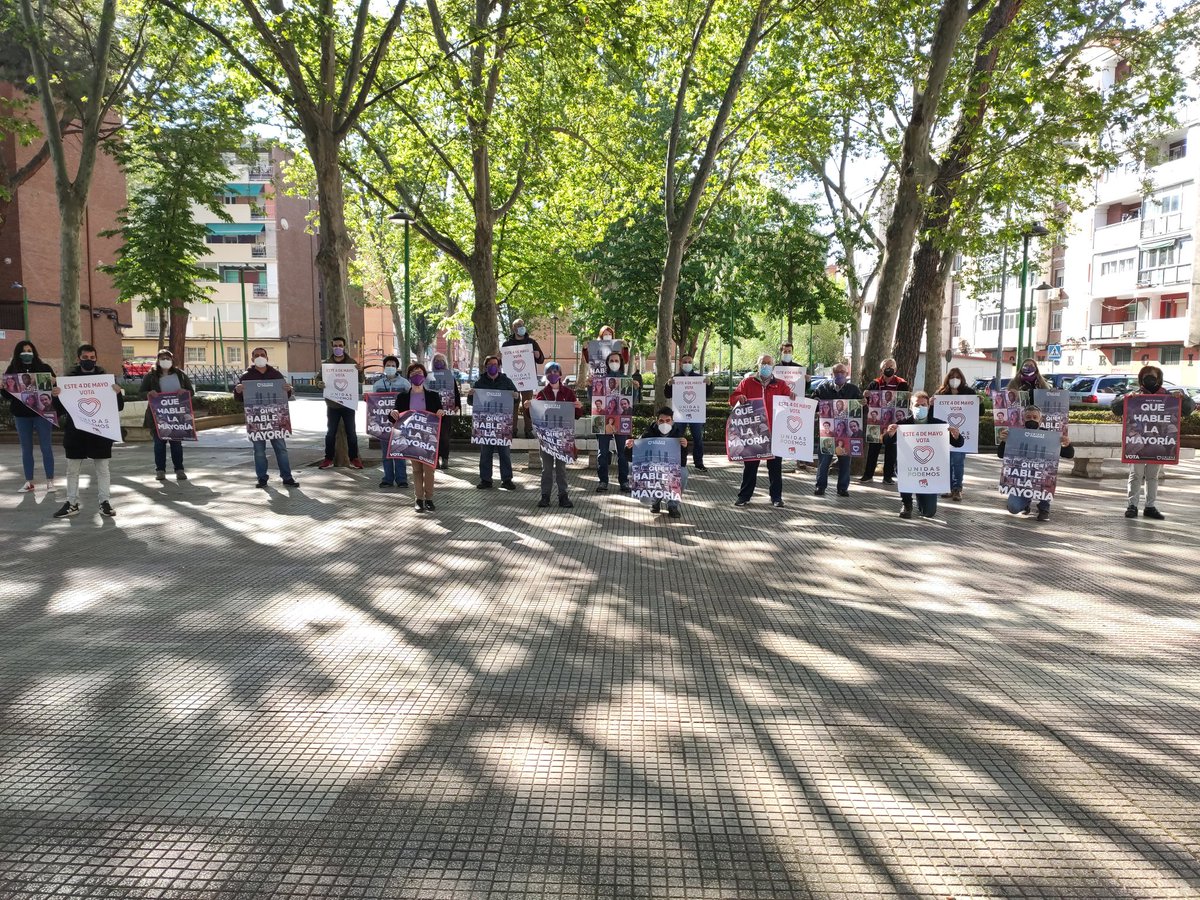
[1000,427,1061,502]
[726,398,772,461]
[1122,393,1182,464]
[3,372,57,425]
[365,392,399,441]
[244,379,291,440]
[631,437,685,502]
[149,391,197,441]
[387,410,441,465]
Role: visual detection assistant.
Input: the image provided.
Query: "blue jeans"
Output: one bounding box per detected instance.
[253,438,292,482]
[815,452,850,493]
[154,436,184,472]
[901,492,937,516]
[324,405,359,460]
[687,423,705,466]
[382,456,409,484]
[949,452,966,491]
[596,434,630,485]
[14,415,54,480]
[479,445,513,484]
[1007,494,1049,514]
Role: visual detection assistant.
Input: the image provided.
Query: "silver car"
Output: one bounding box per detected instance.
[1067,374,1137,408]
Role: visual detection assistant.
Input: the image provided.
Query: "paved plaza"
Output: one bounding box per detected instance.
[1,399,1198,899]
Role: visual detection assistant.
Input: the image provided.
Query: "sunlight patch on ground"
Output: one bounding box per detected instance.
[759,631,877,685]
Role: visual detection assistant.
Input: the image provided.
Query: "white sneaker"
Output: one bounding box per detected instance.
[18,481,35,493]
[45,479,55,493]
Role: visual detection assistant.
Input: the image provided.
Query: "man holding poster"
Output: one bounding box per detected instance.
[236,349,299,490]
[1112,365,1195,520]
[51,344,125,518]
[527,362,582,508]
[319,337,364,470]
[812,364,862,499]
[889,392,962,519]
[369,356,410,488]
[730,355,794,508]
[664,353,712,470]
[141,350,197,482]
[627,410,688,518]
[470,356,520,489]
[771,396,816,462]
[996,406,1074,522]
[502,319,545,437]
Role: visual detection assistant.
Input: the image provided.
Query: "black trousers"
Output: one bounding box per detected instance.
[738,457,783,503]
[863,441,896,478]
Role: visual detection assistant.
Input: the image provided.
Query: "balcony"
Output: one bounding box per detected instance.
[253,284,268,298]
[1140,212,1190,240]
[251,245,267,258]
[1090,316,1190,343]
[248,167,273,182]
[1146,155,1194,189]
[1093,219,1140,253]
[1096,162,1143,204]
[1137,263,1193,289]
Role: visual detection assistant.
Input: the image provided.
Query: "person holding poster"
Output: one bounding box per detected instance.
[140,350,196,482]
[372,356,411,488]
[235,348,299,489]
[860,358,909,484]
[525,361,582,508]
[469,356,520,490]
[626,409,689,518]
[731,354,795,508]
[390,362,445,511]
[1112,365,1195,520]
[429,353,461,470]
[885,391,963,519]
[812,364,862,498]
[502,319,544,438]
[663,353,713,470]
[996,406,1074,521]
[593,349,634,493]
[933,367,977,501]
[317,337,364,470]
[580,325,629,386]
[3,340,57,493]
[50,345,124,518]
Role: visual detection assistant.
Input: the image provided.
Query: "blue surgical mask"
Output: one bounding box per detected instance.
[517,326,527,337]
[384,366,398,377]
[759,364,773,379]
[913,406,928,421]
[681,363,693,373]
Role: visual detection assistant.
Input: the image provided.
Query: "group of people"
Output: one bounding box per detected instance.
[3,332,1193,524]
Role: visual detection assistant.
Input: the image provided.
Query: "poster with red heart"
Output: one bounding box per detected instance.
[56,375,123,442]
[670,376,707,423]
[501,344,538,392]
[770,396,816,461]
[896,424,950,494]
[321,363,359,409]
[931,395,979,453]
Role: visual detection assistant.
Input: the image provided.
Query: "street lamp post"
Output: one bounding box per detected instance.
[993,245,1009,390]
[387,210,415,363]
[1015,223,1050,366]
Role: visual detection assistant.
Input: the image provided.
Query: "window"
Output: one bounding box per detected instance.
[122,346,135,358]
[227,346,243,363]
[1051,309,1063,331]
[143,311,160,336]
[1160,345,1182,365]
[1100,256,1136,277]
[1160,299,1179,319]
[981,314,999,331]
[1111,347,1132,366]
[1168,139,1187,161]
[186,347,206,363]
[1053,267,1065,288]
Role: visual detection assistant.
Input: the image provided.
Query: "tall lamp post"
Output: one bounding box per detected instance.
[387,210,415,363]
[1015,223,1050,365]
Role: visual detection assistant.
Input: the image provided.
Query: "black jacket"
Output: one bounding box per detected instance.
[2,359,56,419]
[996,425,1075,460]
[470,372,519,397]
[1110,388,1195,418]
[55,365,125,460]
[639,421,689,465]
[501,334,545,364]
[813,380,863,402]
[394,387,443,415]
[663,372,714,399]
[883,414,966,449]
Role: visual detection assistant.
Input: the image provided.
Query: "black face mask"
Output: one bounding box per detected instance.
[1141,377,1159,391]
[1024,420,1040,429]
[883,368,896,378]
[79,359,96,372]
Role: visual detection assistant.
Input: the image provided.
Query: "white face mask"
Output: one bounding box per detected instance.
[948,377,961,389]
[657,422,672,435]
[158,359,172,370]
[608,361,621,373]
[253,356,268,368]
[681,363,693,373]
[781,354,793,363]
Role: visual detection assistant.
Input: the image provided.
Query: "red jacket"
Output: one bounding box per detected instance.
[869,375,911,392]
[535,383,582,418]
[730,375,793,427]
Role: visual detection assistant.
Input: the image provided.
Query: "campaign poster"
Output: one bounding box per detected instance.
[3,372,57,425]
[896,424,951,494]
[531,399,577,462]
[587,339,625,381]
[991,388,1028,428]
[1122,393,1182,464]
[589,375,635,436]
[365,391,399,441]
[321,363,359,410]
[501,344,538,392]
[932,394,980,454]
[671,375,707,424]
[387,409,441,465]
[864,389,910,442]
[1000,427,1061,502]
[773,364,806,397]
[472,387,514,446]
[726,398,772,461]
[631,437,685,503]
[1033,389,1070,438]
[243,378,292,440]
[56,374,122,442]
[427,370,456,412]
[148,391,197,442]
[817,398,864,458]
[771,396,816,461]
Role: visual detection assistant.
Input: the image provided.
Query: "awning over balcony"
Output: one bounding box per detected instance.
[1141,238,1178,250]
[206,223,266,236]
[223,183,265,196]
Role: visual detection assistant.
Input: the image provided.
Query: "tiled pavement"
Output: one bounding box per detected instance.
[1,399,1198,898]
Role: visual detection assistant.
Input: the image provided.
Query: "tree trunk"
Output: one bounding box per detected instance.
[469,236,499,360]
[308,127,352,354]
[893,237,941,380]
[859,0,973,386]
[698,328,711,372]
[654,234,688,406]
[58,195,85,361]
[169,303,189,364]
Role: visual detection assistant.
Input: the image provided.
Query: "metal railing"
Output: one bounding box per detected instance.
[251,245,267,258]
[248,167,273,182]
[1137,264,1192,287]
[1090,322,1142,340]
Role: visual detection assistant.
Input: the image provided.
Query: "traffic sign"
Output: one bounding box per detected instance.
[1046,343,1062,362]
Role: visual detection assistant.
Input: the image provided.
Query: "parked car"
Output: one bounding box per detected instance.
[1045,372,1083,390]
[972,376,1012,395]
[1067,374,1138,408]
[563,374,578,389]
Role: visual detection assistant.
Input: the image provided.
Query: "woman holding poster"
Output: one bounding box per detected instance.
[1111,365,1195,520]
[885,391,963,519]
[3,340,56,494]
[373,356,411,488]
[934,367,976,501]
[391,362,445,512]
[140,350,195,482]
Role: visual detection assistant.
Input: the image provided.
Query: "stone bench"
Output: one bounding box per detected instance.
[511,437,601,470]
